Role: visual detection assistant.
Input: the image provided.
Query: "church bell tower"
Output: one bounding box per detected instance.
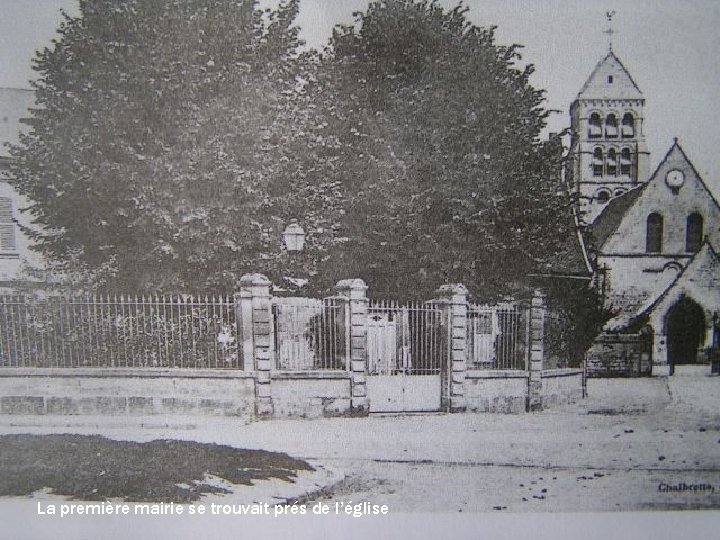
[567,49,650,225]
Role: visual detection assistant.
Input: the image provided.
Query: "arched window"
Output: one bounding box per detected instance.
[596,190,610,204]
[622,113,635,138]
[592,147,604,176]
[606,148,618,176]
[588,113,602,139]
[620,147,632,176]
[613,188,625,197]
[686,213,704,253]
[646,213,663,253]
[605,114,618,138]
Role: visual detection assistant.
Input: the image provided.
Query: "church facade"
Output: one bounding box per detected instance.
[569,52,720,377]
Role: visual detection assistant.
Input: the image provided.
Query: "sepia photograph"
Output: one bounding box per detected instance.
[0,1,719,538]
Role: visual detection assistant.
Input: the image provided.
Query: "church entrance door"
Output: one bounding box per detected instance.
[666,296,706,375]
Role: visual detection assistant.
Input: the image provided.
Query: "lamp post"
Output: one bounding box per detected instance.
[283,219,305,252]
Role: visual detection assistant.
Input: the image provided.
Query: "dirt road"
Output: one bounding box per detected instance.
[1,366,719,515]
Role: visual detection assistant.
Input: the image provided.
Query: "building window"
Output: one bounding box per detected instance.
[596,190,610,204]
[620,147,633,176]
[588,113,602,139]
[613,188,625,197]
[646,213,663,253]
[686,213,703,253]
[605,114,618,138]
[622,113,635,138]
[606,148,618,176]
[0,197,17,251]
[592,147,604,176]
[608,75,614,84]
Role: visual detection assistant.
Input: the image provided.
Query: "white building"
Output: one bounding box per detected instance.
[0,87,43,286]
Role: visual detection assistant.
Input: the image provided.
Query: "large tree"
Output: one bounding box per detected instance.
[296,0,581,300]
[10,0,307,291]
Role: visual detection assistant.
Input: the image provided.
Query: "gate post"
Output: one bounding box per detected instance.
[335,279,369,415]
[237,273,274,417]
[436,284,469,413]
[528,289,546,412]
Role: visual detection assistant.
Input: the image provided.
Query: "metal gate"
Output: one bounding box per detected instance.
[366,301,446,412]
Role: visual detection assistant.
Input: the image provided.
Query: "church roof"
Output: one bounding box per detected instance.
[639,241,720,325]
[576,51,643,101]
[663,140,720,211]
[587,184,645,249]
[604,241,720,332]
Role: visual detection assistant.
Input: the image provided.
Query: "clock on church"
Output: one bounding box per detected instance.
[665,169,685,193]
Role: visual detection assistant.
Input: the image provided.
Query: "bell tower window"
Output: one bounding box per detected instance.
[588,113,602,139]
[605,114,618,138]
[606,148,618,176]
[592,147,604,177]
[620,147,632,176]
[622,113,635,138]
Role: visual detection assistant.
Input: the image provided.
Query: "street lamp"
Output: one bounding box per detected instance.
[283,219,305,252]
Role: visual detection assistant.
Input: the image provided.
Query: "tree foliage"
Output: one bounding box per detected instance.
[10,0,307,291]
[298,0,580,300]
[11,0,584,302]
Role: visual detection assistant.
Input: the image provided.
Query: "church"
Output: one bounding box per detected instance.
[567,50,720,377]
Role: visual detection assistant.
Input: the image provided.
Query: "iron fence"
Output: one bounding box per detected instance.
[0,290,540,374]
[0,294,238,369]
[466,304,527,370]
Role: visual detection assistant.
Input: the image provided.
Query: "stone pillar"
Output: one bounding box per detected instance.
[335,279,369,414]
[652,331,670,376]
[237,273,274,417]
[528,289,546,412]
[436,284,469,413]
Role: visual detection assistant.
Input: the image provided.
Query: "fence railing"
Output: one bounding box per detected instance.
[272,297,347,370]
[0,290,539,374]
[0,294,238,369]
[466,304,527,370]
[367,300,446,375]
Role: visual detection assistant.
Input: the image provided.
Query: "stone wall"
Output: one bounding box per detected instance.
[464,370,528,413]
[0,368,256,419]
[0,366,584,418]
[463,368,585,413]
[271,372,351,418]
[586,333,652,377]
[0,368,356,420]
[540,369,585,407]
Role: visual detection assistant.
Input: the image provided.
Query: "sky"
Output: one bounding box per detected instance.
[1,0,719,192]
